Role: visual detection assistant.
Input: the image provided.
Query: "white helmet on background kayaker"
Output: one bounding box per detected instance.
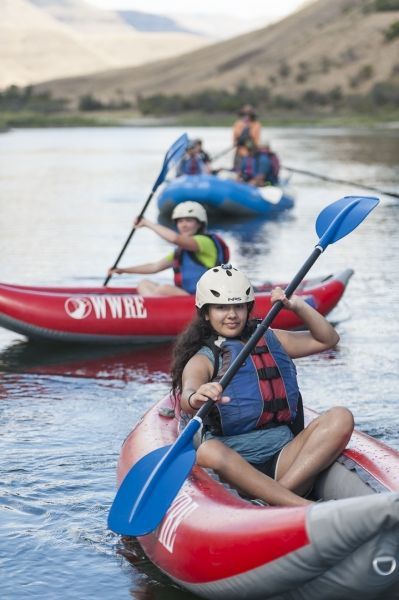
[172,201,207,225]
[195,264,254,309]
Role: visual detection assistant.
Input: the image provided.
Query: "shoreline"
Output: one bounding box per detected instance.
[1,110,399,130]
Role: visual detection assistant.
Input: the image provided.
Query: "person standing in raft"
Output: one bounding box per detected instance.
[171,264,354,507]
[108,202,229,297]
[232,104,262,171]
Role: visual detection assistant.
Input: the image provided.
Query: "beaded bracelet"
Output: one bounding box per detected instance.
[187,392,196,409]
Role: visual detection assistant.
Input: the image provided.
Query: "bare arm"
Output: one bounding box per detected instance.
[180,354,230,414]
[136,217,199,252]
[108,256,172,276]
[271,288,339,358]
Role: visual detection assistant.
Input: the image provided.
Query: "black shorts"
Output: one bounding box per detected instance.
[250,450,282,479]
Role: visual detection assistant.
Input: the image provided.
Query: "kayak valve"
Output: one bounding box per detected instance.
[372,556,397,577]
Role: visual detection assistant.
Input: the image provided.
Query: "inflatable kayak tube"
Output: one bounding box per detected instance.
[0,269,353,345]
[157,174,295,217]
[117,395,399,600]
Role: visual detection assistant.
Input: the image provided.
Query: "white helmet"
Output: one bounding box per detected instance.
[172,201,207,225]
[196,264,254,309]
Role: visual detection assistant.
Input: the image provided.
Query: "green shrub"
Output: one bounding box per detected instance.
[0,85,67,113]
[349,64,374,87]
[370,81,399,105]
[375,0,399,11]
[385,21,399,41]
[78,94,104,111]
[279,62,291,78]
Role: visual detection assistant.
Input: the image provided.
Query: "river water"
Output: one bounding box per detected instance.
[0,126,398,599]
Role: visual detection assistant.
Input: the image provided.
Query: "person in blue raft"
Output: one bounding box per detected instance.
[176,139,210,176]
[171,264,354,506]
[236,139,280,186]
[108,201,229,297]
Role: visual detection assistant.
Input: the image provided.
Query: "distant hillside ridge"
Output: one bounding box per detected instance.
[0,0,209,88]
[34,0,399,114]
[116,10,199,34]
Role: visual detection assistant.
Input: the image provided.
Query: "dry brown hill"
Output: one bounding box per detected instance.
[1,0,208,89]
[35,0,399,108]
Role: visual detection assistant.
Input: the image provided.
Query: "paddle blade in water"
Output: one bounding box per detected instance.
[316,196,379,249]
[108,443,196,537]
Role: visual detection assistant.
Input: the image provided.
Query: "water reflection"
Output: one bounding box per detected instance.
[158,210,295,261]
[0,341,172,381]
[121,539,198,600]
[322,129,399,167]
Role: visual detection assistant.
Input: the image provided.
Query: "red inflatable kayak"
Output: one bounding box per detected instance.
[0,269,353,344]
[116,394,399,599]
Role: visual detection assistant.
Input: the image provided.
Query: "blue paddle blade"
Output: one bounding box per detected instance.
[164,133,189,165]
[316,196,379,250]
[152,133,188,191]
[108,441,196,537]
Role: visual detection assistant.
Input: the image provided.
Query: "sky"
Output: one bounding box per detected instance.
[86,0,308,21]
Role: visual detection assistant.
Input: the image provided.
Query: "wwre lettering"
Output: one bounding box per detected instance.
[90,295,147,319]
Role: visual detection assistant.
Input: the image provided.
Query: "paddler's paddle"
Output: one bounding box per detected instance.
[210,145,235,161]
[283,165,399,200]
[103,133,189,286]
[108,195,379,536]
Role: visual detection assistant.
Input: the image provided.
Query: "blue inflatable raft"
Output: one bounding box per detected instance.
[157,174,295,218]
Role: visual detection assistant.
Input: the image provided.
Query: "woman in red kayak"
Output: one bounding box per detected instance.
[108,201,229,297]
[171,264,354,507]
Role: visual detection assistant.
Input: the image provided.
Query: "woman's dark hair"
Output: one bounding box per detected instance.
[170,302,255,400]
[170,308,212,398]
[238,105,257,120]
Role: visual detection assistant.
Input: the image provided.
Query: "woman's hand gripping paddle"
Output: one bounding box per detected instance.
[103,133,188,286]
[108,194,379,536]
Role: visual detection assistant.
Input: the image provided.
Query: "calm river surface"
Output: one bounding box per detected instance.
[0,126,398,599]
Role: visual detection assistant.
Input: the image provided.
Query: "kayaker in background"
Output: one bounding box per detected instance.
[171,264,354,507]
[235,140,278,186]
[232,104,262,171]
[107,201,229,297]
[176,139,210,176]
[193,138,211,169]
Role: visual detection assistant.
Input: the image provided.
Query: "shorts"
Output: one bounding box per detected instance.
[204,424,293,471]
[250,449,282,479]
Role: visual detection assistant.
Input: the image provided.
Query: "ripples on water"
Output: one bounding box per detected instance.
[0,126,398,599]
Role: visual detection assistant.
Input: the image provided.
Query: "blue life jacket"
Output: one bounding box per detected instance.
[239,152,278,184]
[204,329,300,436]
[173,234,229,295]
[178,156,206,176]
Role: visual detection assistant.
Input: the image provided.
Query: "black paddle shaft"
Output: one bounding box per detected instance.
[103,191,154,286]
[283,165,399,200]
[195,246,323,421]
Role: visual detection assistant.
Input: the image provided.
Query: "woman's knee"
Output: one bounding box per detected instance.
[196,439,230,470]
[323,406,354,439]
[158,284,188,297]
[137,279,156,295]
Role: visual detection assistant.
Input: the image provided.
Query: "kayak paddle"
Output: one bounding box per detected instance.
[104,133,189,286]
[108,194,379,536]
